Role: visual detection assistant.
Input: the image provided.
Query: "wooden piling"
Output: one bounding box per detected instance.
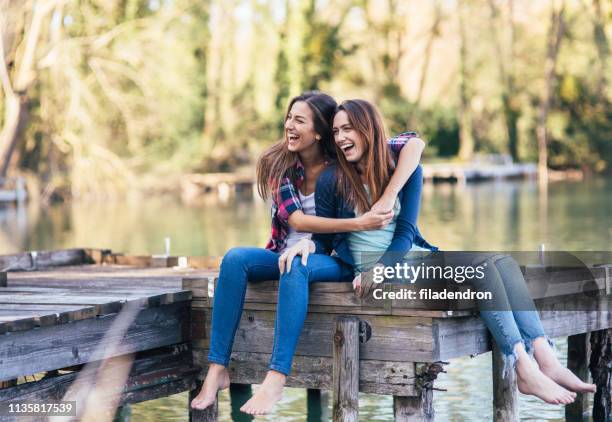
[492,341,518,422]
[393,391,434,422]
[590,328,611,421]
[188,380,218,422]
[332,316,360,422]
[566,333,591,421]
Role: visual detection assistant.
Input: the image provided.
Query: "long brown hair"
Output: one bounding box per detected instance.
[334,99,395,213]
[256,91,337,200]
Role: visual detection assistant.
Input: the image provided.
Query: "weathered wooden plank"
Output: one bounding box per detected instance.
[192,350,417,396]
[0,287,192,306]
[0,344,198,406]
[434,294,612,361]
[0,304,97,325]
[0,293,125,316]
[332,316,359,422]
[0,249,86,271]
[0,302,189,382]
[192,308,435,362]
[0,310,58,331]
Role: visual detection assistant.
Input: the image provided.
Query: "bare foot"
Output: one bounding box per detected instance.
[240,370,286,415]
[532,338,597,393]
[190,364,230,410]
[515,346,576,405]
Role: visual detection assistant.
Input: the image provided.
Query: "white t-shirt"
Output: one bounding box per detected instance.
[283,191,315,251]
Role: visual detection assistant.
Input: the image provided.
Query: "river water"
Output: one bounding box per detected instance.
[1,178,610,421]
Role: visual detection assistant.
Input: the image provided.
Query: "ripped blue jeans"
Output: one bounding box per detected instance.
[208,247,353,375]
[462,253,550,375]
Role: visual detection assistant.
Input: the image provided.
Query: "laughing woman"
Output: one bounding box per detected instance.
[189,91,426,414]
[305,99,595,406]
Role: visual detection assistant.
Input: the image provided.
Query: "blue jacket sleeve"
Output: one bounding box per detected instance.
[377,165,423,267]
[312,166,338,255]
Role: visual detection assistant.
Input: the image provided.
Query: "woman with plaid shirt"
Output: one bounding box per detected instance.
[191,91,425,414]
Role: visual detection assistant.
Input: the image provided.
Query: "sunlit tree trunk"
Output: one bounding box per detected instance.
[592,0,609,101]
[0,0,58,179]
[537,0,565,185]
[457,0,474,161]
[416,0,441,106]
[488,0,519,162]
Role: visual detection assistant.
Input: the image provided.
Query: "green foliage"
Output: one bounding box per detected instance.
[548,75,612,173]
[380,91,460,157]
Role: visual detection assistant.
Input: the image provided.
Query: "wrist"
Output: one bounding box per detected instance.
[383,186,400,197]
[354,216,365,231]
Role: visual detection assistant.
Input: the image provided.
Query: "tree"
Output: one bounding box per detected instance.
[0,0,61,178]
[537,0,566,184]
[488,0,520,161]
[457,0,474,161]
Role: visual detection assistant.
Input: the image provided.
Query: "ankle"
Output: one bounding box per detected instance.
[264,370,287,384]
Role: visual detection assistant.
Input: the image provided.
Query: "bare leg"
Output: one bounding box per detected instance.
[190,363,230,410]
[240,370,286,415]
[514,342,577,404]
[532,337,597,393]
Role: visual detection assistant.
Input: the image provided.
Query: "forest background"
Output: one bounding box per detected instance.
[0,0,610,200]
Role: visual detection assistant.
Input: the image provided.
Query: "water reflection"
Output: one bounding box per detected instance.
[1,178,610,420]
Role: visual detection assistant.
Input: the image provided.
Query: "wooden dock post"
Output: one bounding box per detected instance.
[566,333,591,421]
[393,391,434,422]
[188,380,218,422]
[590,328,611,421]
[492,341,518,422]
[332,316,360,422]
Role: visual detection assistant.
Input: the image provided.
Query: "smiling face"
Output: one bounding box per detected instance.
[284,101,319,153]
[333,110,367,163]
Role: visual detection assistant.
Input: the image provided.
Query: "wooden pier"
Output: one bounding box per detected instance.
[0,248,610,421]
[178,159,538,202]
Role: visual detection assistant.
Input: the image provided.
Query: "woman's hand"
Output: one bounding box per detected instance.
[358,209,394,230]
[371,191,397,214]
[353,264,384,298]
[353,272,376,298]
[278,238,315,273]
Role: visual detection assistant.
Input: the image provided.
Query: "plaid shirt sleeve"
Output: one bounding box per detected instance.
[265,172,304,251]
[275,175,303,220]
[387,131,419,162]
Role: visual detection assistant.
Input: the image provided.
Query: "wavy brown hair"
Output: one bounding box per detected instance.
[256,91,337,200]
[334,99,395,213]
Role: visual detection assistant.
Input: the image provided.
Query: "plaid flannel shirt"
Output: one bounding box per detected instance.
[265,131,419,252]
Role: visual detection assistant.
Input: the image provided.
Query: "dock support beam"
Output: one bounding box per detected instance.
[332,316,359,422]
[492,341,518,422]
[189,380,218,422]
[393,391,434,422]
[590,328,611,421]
[566,333,591,421]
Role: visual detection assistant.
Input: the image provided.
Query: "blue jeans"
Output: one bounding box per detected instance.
[462,253,549,375]
[208,247,353,375]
